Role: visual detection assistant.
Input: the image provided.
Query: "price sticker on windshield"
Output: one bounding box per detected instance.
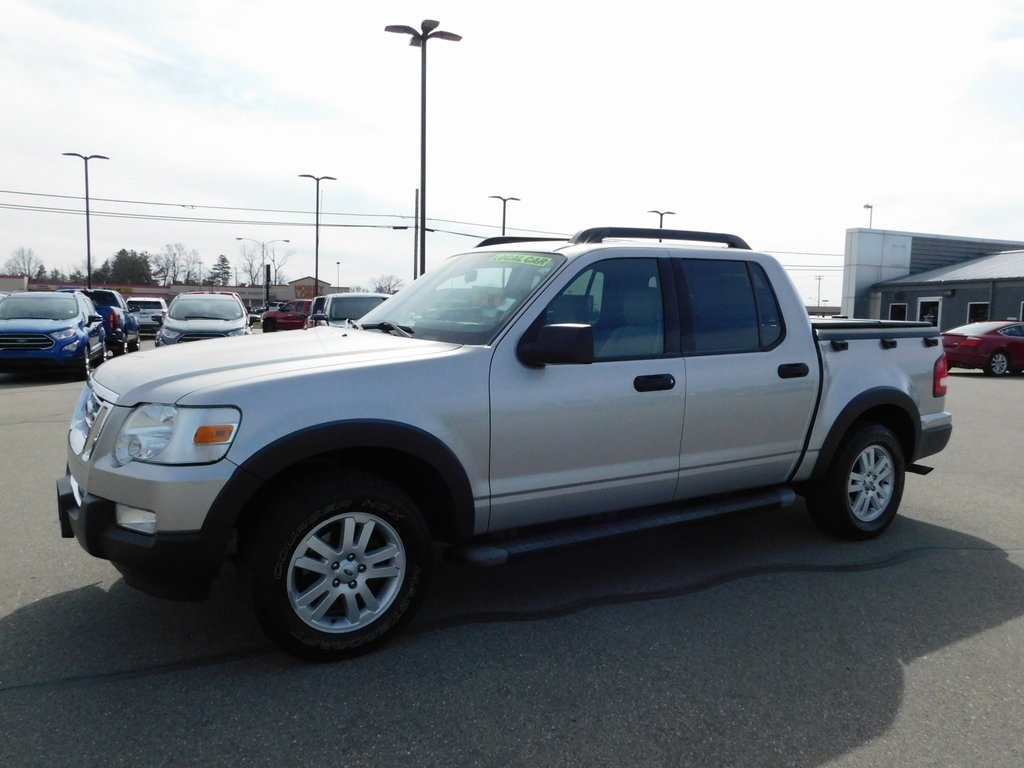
[491,253,552,268]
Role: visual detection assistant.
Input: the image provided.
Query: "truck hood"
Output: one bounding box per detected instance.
[91,327,459,404]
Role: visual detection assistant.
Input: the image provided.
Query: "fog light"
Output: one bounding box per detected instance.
[115,505,157,534]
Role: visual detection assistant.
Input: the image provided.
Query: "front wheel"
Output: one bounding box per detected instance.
[245,470,432,661]
[807,423,905,540]
[985,350,1010,376]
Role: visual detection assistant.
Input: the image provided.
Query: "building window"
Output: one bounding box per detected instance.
[918,298,941,327]
[967,302,990,323]
[889,303,907,321]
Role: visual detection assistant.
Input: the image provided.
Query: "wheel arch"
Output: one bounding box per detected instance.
[203,420,476,544]
[809,388,920,482]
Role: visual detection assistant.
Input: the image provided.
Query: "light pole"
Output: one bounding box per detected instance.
[385,19,462,278]
[236,237,290,307]
[647,209,675,242]
[336,261,340,290]
[62,152,109,289]
[299,174,336,298]
[489,195,520,236]
[863,203,873,228]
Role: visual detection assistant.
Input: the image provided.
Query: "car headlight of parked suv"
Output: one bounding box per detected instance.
[113,404,241,466]
[49,328,79,342]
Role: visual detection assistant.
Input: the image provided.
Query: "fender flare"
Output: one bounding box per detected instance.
[809,388,921,481]
[202,420,476,541]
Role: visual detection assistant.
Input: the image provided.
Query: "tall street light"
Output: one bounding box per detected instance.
[336,261,340,290]
[385,19,461,278]
[63,152,109,289]
[489,195,520,236]
[863,203,874,228]
[236,237,290,307]
[299,174,336,299]
[648,209,675,242]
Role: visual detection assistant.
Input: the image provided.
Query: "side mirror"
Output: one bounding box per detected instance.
[310,312,328,326]
[517,323,595,367]
[87,313,103,326]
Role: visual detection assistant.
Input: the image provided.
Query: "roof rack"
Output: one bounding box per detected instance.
[476,236,567,247]
[569,227,751,250]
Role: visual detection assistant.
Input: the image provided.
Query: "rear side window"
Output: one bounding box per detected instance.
[679,260,784,354]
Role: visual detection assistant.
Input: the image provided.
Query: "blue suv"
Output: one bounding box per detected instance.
[0,291,106,379]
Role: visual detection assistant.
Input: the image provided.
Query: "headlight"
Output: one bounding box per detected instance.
[113,404,241,466]
[226,326,250,336]
[158,328,182,342]
[50,328,78,341]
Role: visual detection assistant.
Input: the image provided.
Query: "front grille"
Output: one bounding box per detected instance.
[179,332,226,343]
[0,333,54,351]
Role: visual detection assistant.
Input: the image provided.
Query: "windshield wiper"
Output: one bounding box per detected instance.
[358,321,413,338]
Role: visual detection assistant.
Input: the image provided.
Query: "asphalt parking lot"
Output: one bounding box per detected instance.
[0,351,1021,768]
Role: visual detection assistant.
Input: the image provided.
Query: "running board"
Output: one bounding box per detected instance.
[446,487,798,567]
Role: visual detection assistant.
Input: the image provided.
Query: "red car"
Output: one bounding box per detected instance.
[260,299,312,332]
[941,320,1024,376]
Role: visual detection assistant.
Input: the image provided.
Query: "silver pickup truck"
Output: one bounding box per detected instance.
[56,227,952,660]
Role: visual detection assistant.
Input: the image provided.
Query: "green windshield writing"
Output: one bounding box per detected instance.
[491,253,553,268]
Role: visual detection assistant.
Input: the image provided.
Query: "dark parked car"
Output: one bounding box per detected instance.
[942,320,1024,375]
[307,292,390,328]
[78,288,141,356]
[0,290,106,379]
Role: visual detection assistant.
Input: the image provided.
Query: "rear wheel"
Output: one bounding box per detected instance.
[807,423,905,540]
[262,319,276,333]
[985,350,1010,376]
[128,331,141,352]
[245,470,431,661]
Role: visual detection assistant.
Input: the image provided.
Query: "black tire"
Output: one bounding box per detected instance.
[75,346,92,381]
[128,331,141,353]
[109,338,127,357]
[985,350,1010,376]
[262,319,276,333]
[245,470,432,661]
[807,423,905,540]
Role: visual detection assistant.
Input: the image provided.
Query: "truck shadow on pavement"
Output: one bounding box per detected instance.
[2,504,1023,767]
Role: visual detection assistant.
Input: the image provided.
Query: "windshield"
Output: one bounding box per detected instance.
[0,295,78,321]
[169,297,243,321]
[357,250,565,344]
[328,296,387,323]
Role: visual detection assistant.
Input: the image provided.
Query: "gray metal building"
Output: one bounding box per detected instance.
[841,228,1024,331]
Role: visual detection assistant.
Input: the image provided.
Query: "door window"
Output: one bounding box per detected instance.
[679,260,783,354]
[543,258,664,360]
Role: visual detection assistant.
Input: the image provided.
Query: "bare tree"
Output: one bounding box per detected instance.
[267,245,293,285]
[237,244,262,286]
[5,247,43,277]
[369,274,405,294]
[151,243,198,286]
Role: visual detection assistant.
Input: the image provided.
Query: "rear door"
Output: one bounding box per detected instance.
[673,258,818,497]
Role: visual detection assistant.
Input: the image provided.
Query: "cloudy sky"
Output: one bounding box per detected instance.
[3,0,1023,303]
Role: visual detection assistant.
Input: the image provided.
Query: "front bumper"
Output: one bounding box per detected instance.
[56,474,230,601]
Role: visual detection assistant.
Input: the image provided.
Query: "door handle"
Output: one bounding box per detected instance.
[634,374,676,392]
[777,363,810,379]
